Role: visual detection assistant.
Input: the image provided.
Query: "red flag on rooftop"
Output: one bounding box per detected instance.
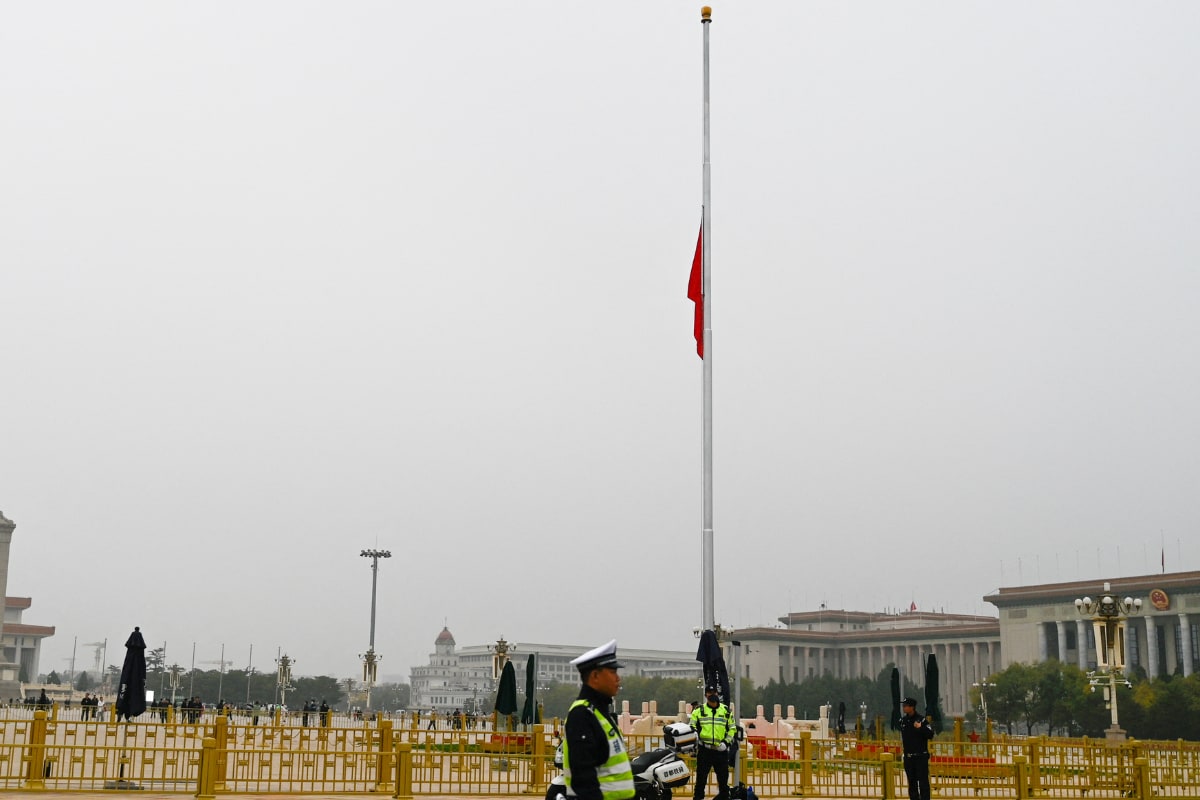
[688,224,704,358]
[909,601,917,612]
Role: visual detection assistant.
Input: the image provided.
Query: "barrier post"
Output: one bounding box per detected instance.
[799,730,813,796]
[1028,737,1042,796]
[376,718,395,793]
[393,741,413,800]
[24,709,48,789]
[528,723,546,793]
[1133,756,1151,800]
[213,715,228,790]
[1014,755,1029,800]
[880,752,895,800]
[195,737,218,800]
[952,717,964,757]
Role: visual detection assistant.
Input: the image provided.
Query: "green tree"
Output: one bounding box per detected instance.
[46,670,61,685]
[541,680,580,720]
[1139,674,1200,739]
[368,682,410,712]
[76,671,93,691]
[147,647,166,676]
[989,662,1037,735]
[1031,660,1084,736]
[715,664,911,740]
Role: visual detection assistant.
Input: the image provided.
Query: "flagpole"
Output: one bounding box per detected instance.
[700,5,715,633]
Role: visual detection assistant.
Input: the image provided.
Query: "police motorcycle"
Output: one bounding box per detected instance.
[546,721,698,800]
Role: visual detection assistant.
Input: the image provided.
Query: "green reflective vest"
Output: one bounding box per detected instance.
[691,702,735,747]
[563,700,635,800]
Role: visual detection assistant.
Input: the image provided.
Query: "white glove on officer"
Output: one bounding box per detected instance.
[717,743,728,752]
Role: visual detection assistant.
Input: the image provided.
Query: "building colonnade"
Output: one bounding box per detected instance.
[1037,612,1196,680]
[770,639,1000,717]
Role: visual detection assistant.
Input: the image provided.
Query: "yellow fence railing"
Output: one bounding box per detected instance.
[1,711,1198,799]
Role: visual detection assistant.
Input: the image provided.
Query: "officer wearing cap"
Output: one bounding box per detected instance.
[690,683,735,800]
[563,640,635,800]
[898,697,934,800]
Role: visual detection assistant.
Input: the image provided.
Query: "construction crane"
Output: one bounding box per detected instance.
[200,653,235,703]
[83,642,106,675]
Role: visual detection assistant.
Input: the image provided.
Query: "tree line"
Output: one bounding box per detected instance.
[537,661,1200,742]
[975,659,1200,740]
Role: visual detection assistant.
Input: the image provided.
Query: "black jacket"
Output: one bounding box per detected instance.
[565,684,624,800]
[898,711,934,756]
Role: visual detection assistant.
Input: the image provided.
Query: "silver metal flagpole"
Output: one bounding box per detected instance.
[701,5,715,632]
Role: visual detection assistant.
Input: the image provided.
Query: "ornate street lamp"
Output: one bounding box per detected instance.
[972,681,996,736]
[276,653,295,710]
[1075,582,1142,743]
[168,664,183,705]
[490,636,514,680]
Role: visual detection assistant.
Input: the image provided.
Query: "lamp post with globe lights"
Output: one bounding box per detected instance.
[1074,583,1142,743]
[972,681,996,739]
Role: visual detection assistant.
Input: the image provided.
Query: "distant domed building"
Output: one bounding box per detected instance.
[408,627,492,713]
[407,627,701,713]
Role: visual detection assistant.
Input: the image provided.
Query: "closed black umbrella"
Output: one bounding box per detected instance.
[115,627,147,721]
[495,660,518,729]
[889,667,901,731]
[695,629,730,704]
[924,654,942,730]
[520,654,539,727]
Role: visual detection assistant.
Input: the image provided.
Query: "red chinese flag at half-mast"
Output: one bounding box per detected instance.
[688,225,704,358]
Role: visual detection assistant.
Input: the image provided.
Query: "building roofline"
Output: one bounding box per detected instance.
[983,570,1200,607]
[3,623,54,636]
[4,597,32,610]
[730,622,999,645]
[778,608,997,625]
[455,642,697,662]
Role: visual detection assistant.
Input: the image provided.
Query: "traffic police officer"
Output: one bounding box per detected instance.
[898,697,934,800]
[690,683,736,800]
[563,640,635,800]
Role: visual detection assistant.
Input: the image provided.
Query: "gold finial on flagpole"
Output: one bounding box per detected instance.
[701,7,712,22]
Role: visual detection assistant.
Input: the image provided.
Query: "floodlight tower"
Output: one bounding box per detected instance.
[359,549,391,710]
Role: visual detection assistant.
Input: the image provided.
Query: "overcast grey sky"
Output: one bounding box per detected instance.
[3,2,1198,683]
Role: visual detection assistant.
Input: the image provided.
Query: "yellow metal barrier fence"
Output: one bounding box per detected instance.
[2,712,1199,799]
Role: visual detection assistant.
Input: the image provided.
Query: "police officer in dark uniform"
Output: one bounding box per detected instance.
[563,640,634,800]
[898,697,934,800]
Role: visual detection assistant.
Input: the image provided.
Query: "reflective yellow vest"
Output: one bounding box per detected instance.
[691,702,735,747]
[563,700,635,800]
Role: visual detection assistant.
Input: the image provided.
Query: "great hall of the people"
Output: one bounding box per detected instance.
[412,570,1200,717]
